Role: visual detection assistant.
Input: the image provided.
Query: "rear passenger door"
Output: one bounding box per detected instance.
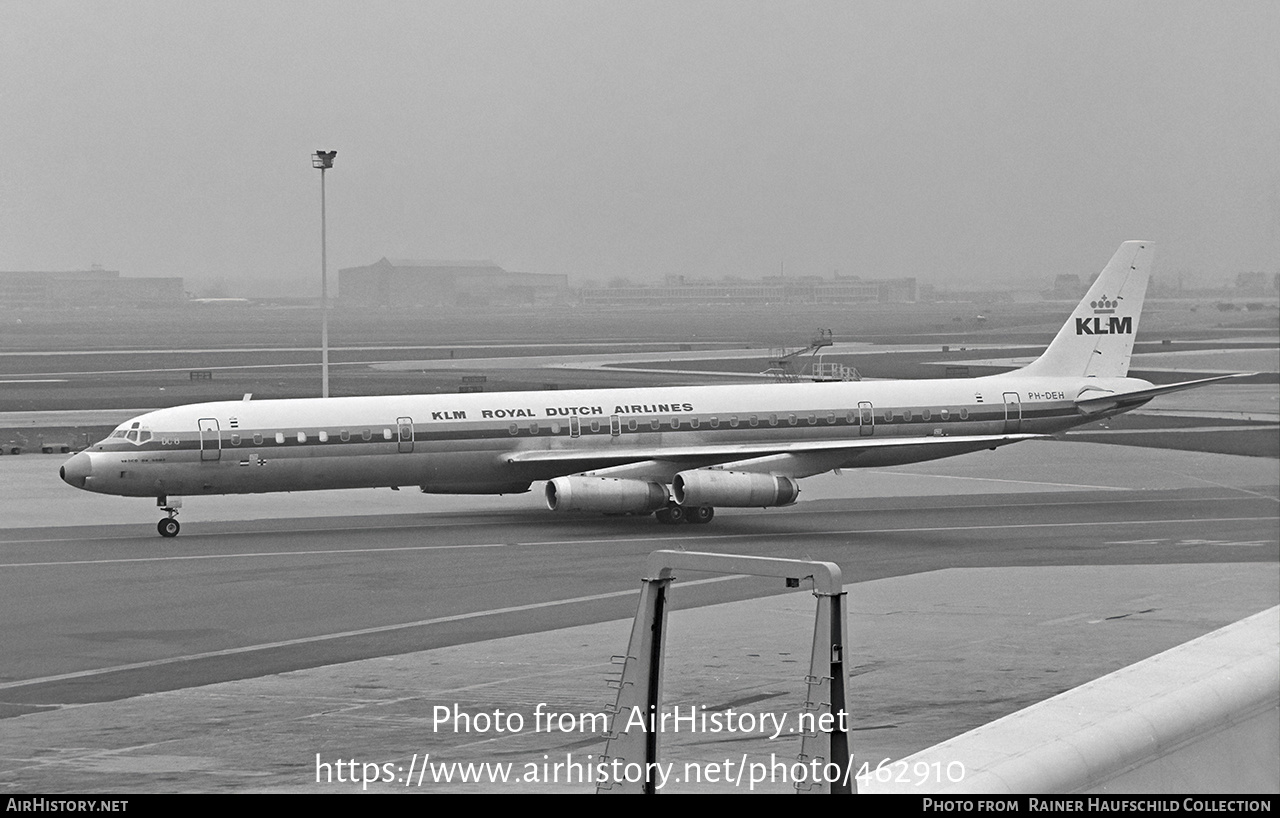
[397,417,414,453]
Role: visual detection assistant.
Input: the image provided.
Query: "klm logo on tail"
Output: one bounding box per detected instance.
[1075,295,1132,335]
[1075,316,1133,335]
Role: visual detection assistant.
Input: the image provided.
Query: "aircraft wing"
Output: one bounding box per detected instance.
[505,433,1046,479]
[1074,373,1253,414]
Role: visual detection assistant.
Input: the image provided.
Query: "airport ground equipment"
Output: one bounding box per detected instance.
[766,328,834,382]
[597,550,852,794]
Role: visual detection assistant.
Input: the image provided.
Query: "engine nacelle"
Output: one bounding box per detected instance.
[545,476,669,514]
[672,470,800,508]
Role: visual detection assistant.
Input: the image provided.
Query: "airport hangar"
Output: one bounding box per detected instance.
[0,268,185,309]
[334,257,920,309]
[337,259,569,308]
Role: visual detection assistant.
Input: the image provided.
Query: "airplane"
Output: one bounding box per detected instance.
[60,241,1244,537]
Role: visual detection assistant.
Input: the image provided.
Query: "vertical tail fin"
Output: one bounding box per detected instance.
[1021,241,1153,378]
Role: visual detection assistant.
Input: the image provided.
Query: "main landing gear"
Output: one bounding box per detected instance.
[655,503,714,525]
[156,496,182,538]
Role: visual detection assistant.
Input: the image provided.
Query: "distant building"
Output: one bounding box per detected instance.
[1052,274,1083,297]
[0,268,185,309]
[1235,271,1279,295]
[338,259,569,307]
[579,275,917,306]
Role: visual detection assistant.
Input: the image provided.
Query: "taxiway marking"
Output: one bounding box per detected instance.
[0,575,746,691]
[2,516,1275,568]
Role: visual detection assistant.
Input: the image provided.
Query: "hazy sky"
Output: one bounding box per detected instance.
[2,1,1277,294]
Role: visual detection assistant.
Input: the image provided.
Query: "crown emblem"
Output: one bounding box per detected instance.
[1090,295,1117,314]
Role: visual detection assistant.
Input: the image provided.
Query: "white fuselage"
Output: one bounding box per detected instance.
[61,372,1146,500]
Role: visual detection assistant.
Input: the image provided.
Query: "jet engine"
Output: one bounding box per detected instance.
[672,470,799,508]
[545,476,670,514]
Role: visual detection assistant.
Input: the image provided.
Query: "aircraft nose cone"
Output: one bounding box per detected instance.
[61,452,93,489]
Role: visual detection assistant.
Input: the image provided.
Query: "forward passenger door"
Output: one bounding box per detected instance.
[198,418,220,461]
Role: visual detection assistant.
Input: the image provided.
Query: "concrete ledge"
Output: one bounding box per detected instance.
[869,606,1280,794]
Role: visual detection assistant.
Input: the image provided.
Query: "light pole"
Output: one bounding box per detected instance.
[312,150,337,398]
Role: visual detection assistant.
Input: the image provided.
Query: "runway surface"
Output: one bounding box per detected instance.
[0,440,1276,792]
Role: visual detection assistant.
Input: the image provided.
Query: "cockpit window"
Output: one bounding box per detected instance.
[116,425,152,444]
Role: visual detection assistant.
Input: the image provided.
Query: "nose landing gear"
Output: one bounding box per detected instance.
[156,496,182,538]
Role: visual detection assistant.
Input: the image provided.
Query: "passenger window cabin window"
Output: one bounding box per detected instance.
[690,417,700,429]
[845,411,855,424]
[749,415,758,427]
[297,432,307,443]
[710,417,720,428]
[382,429,392,440]
[729,416,739,428]
[253,433,263,445]
[230,434,241,445]
[508,423,519,435]
[827,412,836,424]
[808,414,817,425]
[884,411,893,422]
[362,429,372,441]
[340,430,350,441]
[788,414,797,426]
[940,409,950,420]
[275,432,285,444]
[670,417,680,429]
[628,419,638,431]
[768,414,777,426]
[922,409,931,421]
[550,422,561,434]
[960,408,969,420]
[319,431,329,442]
[650,418,660,430]
[529,422,540,435]
[589,419,601,433]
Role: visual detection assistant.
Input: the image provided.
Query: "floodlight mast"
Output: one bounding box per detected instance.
[312,150,337,398]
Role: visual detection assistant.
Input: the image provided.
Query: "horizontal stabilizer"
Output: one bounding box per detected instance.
[1075,374,1253,414]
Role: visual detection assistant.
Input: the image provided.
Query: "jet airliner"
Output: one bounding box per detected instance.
[60,242,1240,536]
